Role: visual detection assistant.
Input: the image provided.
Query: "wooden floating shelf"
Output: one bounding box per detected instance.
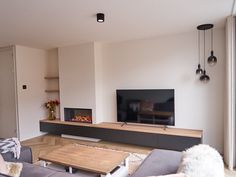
[45,90,59,93]
[44,76,59,79]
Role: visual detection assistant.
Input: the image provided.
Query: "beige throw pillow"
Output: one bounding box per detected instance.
[0,154,7,175]
[5,162,23,177]
[148,173,186,177]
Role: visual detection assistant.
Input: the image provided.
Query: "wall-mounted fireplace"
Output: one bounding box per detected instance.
[64,108,92,123]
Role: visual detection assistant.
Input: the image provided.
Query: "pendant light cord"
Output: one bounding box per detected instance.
[198,30,200,64]
[211,28,213,51]
[204,30,206,70]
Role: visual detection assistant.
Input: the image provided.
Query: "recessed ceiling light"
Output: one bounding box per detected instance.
[97,13,105,23]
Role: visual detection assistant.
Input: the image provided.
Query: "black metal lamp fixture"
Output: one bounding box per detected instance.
[199,27,210,83]
[196,30,203,75]
[208,28,217,66]
[97,13,105,23]
[196,24,217,83]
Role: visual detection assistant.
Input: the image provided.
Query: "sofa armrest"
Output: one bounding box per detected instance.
[131,149,182,177]
[1,146,32,164]
[0,173,11,177]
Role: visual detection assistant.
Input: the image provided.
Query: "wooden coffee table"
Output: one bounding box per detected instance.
[39,144,129,177]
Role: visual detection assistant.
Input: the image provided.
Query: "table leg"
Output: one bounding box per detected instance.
[100,173,111,177]
[124,157,129,168]
[41,161,47,167]
[69,166,73,174]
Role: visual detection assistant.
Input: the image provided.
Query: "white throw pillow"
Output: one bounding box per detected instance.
[0,154,7,175]
[177,144,224,177]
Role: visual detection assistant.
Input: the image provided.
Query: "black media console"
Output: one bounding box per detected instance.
[40,120,203,151]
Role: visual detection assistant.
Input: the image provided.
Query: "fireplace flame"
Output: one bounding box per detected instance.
[71,115,92,123]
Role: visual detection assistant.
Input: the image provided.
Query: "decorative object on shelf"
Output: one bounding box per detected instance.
[196,24,217,83]
[97,13,105,23]
[44,100,60,120]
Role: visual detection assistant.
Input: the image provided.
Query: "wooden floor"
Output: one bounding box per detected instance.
[21,134,152,163]
[22,134,236,177]
[225,168,236,177]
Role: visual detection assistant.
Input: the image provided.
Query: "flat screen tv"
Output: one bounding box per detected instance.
[116,89,175,126]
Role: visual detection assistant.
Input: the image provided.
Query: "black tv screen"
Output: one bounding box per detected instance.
[116,89,175,126]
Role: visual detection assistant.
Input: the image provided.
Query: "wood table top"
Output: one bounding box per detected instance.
[38,144,129,175]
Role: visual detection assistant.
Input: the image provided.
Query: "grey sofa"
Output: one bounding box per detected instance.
[131,149,182,177]
[0,146,182,177]
[0,146,98,177]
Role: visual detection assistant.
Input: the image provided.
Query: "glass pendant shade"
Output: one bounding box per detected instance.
[200,70,210,83]
[208,51,217,66]
[196,64,203,75]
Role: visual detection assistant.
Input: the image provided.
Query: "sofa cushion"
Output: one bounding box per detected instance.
[148,173,185,177]
[20,162,55,177]
[131,149,182,177]
[2,147,32,164]
[49,171,99,177]
[20,163,98,177]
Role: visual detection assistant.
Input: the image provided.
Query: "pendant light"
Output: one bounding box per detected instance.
[196,30,203,75]
[207,28,217,66]
[196,24,216,83]
[200,29,210,83]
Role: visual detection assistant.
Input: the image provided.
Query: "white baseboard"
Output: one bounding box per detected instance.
[61,134,101,142]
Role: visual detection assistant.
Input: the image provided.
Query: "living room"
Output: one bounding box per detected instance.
[0,0,235,177]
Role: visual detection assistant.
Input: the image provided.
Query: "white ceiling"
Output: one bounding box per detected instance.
[0,0,234,49]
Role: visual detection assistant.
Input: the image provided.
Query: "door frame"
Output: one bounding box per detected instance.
[0,45,19,139]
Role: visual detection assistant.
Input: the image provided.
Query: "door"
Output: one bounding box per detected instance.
[0,47,17,138]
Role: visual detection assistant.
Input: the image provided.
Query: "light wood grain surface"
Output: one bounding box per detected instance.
[40,119,203,138]
[39,144,129,175]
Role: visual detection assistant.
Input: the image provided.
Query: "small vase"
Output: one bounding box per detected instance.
[48,110,56,120]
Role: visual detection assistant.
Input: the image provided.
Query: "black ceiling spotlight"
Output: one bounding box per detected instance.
[208,28,217,66]
[197,24,214,83]
[97,13,105,23]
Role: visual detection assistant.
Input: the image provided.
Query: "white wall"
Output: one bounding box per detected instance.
[97,29,225,153]
[47,49,59,77]
[0,47,17,138]
[56,29,225,153]
[58,43,97,122]
[94,43,104,123]
[15,45,48,141]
